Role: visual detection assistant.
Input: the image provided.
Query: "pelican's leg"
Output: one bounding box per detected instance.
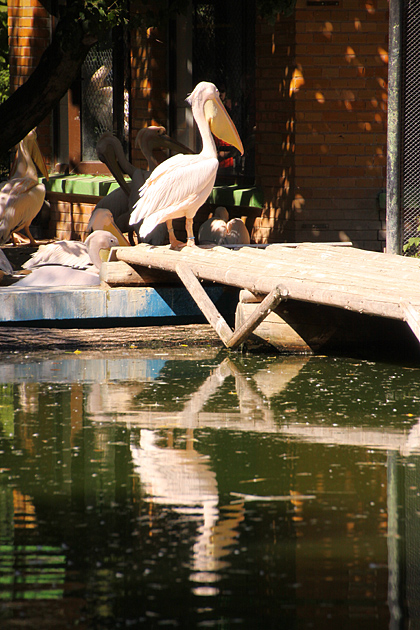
[185,217,196,247]
[23,224,37,246]
[11,231,34,246]
[167,220,185,250]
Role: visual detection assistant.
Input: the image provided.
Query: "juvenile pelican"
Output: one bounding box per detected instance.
[92,128,193,244]
[0,129,49,246]
[130,82,244,249]
[13,230,119,287]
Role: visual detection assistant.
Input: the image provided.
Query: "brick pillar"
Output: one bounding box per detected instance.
[8,0,52,164]
[130,24,168,170]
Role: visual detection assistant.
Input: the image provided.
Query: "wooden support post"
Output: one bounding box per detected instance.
[401,301,420,345]
[226,285,288,349]
[176,263,234,346]
[176,262,288,350]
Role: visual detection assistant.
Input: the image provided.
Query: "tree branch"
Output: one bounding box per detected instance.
[0,17,93,154]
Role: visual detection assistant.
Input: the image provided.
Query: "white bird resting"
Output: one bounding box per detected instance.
[198,206,251,246]
[11,230,120,287]
[129,81,244,249]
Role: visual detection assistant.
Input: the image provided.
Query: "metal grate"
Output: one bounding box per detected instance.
[401,0,420,255]
[81,39,130,162]
[192,0,255,181]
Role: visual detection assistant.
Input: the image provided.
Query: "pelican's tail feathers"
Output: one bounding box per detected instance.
[138,209,170,239]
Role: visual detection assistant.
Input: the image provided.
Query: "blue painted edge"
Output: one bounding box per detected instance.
[0,284,238,326]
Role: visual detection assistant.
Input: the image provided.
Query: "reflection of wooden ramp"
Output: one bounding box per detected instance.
[107,242,420,358]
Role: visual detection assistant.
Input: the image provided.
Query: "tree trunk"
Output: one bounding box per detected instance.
[0,18,94,155]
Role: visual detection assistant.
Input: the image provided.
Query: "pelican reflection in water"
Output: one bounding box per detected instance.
[85,354,308,589]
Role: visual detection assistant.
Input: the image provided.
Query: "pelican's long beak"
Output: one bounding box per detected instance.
[31,137,49,181]
[99,143,131,196]
[204,97,244,155]
[104,221,131,247]
[149,133,195,157]
[99,248,112,263]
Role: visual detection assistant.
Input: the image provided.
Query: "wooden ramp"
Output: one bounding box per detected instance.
[104,242,420,358]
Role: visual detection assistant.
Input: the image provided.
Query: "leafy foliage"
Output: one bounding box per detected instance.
[42,0,296,42]
[48,0,193,44]
[0,0,8,104]
[257,0,297,22]
[403,234,420,257]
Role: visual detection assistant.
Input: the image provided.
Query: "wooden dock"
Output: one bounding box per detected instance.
[103,242,420,359]
[2,241,420,360]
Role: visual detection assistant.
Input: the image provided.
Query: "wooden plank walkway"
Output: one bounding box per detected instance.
[105,242,420,356]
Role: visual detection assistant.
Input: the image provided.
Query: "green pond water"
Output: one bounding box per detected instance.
[0,346,420,629]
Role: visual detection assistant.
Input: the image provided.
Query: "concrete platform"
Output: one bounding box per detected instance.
[0,284,238,327]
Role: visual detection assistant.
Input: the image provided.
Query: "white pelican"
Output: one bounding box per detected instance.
[198,207,250,246]
[224,217,251,245]
[129,82,244,249]
[0,129,49,246]
[198,206,229,245]
[12,230,119,287]
[92,127,193,244]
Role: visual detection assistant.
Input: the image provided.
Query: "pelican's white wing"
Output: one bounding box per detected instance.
[130,153,218,229]
[13,266,100,287]
[23,241,92,270]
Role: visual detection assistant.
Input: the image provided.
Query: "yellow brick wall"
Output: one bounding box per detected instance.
[255,0,388,249]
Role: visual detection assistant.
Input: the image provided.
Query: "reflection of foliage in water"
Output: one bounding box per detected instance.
[270,356,420,426]
[0,352,419,627]
[0,384,14,437]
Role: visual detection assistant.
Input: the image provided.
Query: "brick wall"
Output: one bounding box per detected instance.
[130,24,168,170]
[254,0,388,250]
[8,0,52,165]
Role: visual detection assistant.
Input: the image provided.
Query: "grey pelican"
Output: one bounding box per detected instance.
[129,82,244,249]
[92,128,194,244]
[12,230,120,287]
[198,207,250,246]
[0,129,49,246]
